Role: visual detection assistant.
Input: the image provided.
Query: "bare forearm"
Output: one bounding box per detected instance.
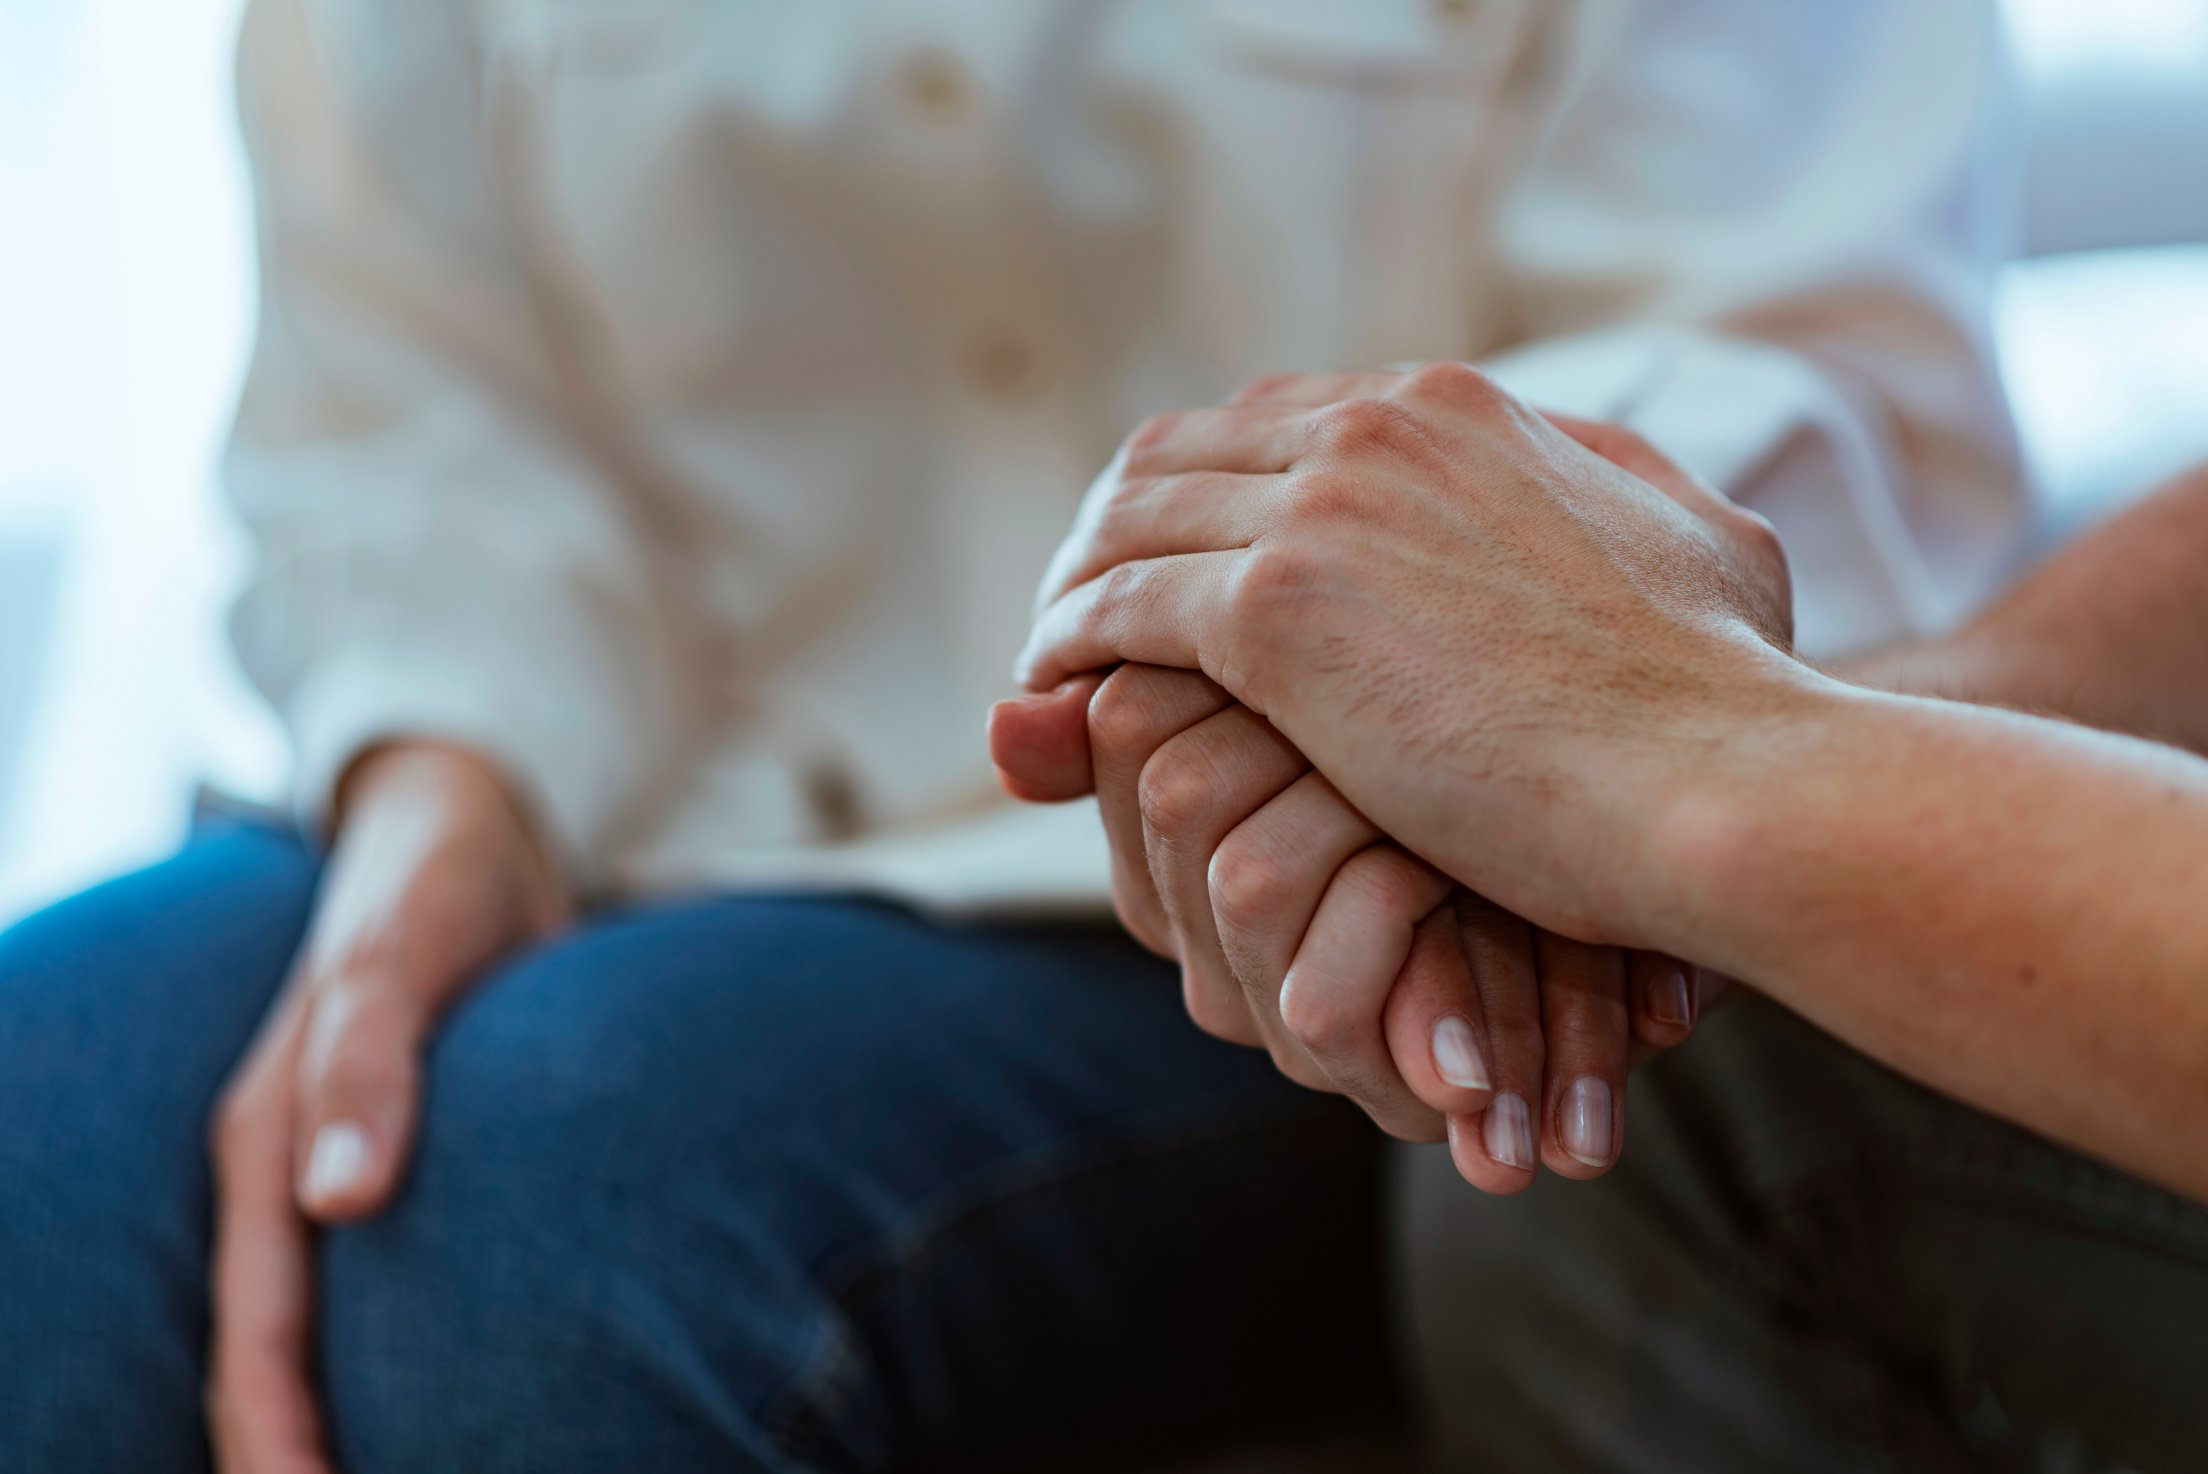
[1838,464,2208,754]
[1657,677,2208,1202]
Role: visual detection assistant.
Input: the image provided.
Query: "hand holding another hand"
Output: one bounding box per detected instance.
[995,367,1771,1190]
[1016,364,1795,949]
[994,664,1703,1192]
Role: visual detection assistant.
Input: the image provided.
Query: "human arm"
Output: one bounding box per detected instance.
[1836,463,2208,754]
[210,1,682,1465]
[994,663,1698,1190]
[208,742,564,1473]
[1018,364,2208,1204]
[993,383,1715,1188]
[1648,675,2208,1203]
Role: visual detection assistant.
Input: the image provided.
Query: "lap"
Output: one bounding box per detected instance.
[0,819,318,1473]
[0,830,1386,1473]
[1399,993,2208,1474]
[326,890,1386,1471]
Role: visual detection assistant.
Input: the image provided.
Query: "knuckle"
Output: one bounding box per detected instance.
[1086,665,1171,756]
[1277,970,1356,1059]
[1231,372,1304,406]
[1282,469,1368,528]
[1207,838,1292,934]
[1095,558,1144,613]
[1403,359,1507,415]
[1124,410,1184,461]
[1225,544,1323,626]
[1104,471,1162,518]
[1343,846,1433,921]
[1136,744,1219,837]
[1733,506,1787,567]
[1305,396,1424,460]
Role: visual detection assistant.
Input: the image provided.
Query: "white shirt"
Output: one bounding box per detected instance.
[225,0,2027,911]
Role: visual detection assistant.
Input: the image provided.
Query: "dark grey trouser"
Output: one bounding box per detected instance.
[1398,995,2208,1474]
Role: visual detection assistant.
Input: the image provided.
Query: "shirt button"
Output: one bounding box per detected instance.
[961,327,1043,399]
[898,50,974,123]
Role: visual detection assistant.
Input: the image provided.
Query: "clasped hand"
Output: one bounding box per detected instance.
[993,366,1793,1190]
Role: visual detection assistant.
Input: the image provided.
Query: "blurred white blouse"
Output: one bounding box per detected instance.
[225,0,2026,908]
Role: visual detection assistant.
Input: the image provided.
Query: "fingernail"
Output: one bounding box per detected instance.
[1431,1016,1491,1090]
[1563,1077,1614,1167]
[1649,966,1693,1026]
[1483,1092,1535,1169]
[303,1122,371,1205]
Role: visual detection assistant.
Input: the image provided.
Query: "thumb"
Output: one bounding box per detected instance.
[292,975,431,1223]
[988,671,1105,802]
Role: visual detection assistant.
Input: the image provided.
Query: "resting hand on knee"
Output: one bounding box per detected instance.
[206,742,566,1473]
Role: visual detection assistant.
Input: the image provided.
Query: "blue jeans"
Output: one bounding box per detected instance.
[0,821,1386,1472]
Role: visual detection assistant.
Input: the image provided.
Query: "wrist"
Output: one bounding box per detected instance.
[331,744,561,896]
[336,741,507,822]
[1629,650,1859,958]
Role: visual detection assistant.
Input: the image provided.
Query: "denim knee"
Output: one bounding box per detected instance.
[316,906,856,1474]
[0,824,316,1473]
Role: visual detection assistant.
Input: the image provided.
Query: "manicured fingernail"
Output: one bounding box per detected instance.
[1648,966,1693,1026]
[1563,1077,1614,1167]
[1483,1092,1534,1169]
[303,1122,371,1205]
[1431,1016,1491,1090]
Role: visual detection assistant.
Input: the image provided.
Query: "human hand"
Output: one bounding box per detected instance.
[1017,366,1795,949]
[206,742,566,1472]
[992,663,1703,1192]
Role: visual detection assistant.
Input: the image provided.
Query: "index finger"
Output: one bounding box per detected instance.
[1017,550,1246,693]
[209,1018,335,1472]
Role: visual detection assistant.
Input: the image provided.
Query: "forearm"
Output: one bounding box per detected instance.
[1836,464,2208,754]
[1654,676,2208,1201]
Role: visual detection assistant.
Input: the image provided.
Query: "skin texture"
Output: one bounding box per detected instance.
[1016,364,1793,942]
[1838,461,2208,758]
[993,664,1697,1189]
[1019,364,2208,1204]
[993,375,1723,1188]
[207,742,564,1474]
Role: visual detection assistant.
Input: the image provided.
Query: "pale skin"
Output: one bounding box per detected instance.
[1015,361,2208,1206]
[207,741,565,1474]
[991,380,1730,1190]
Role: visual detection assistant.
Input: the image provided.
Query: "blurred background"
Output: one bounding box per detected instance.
[2,0,2206,927]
